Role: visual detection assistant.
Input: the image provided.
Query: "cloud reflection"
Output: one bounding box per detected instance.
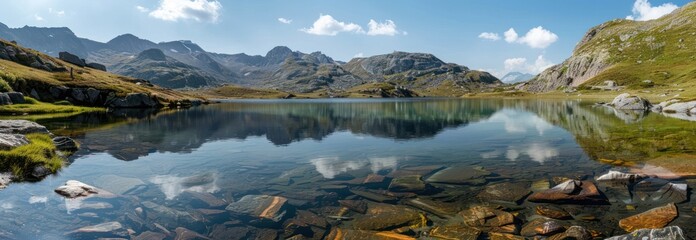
[150,172,220,200]
[488,109,554,135]
[483,143,559,164]
[310,156,400,179]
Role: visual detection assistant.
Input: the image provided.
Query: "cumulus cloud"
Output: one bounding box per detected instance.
[504,55,554,74]
[34,14,44,21]
[136,6,150,13]
[502,27,558,49]
[354,52,365,58]
[278,17,292,24]
[301,14,364,36]
[49,8,65,17]
[626,0,678,21]
[367,19,399,36]
[478,32,500,41]
[149,0,222,23]
[302,15,402,36]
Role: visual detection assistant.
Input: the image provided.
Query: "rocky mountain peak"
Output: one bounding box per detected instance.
[265,46,294,65]
[107,34,156,53]
[137,48,167,61]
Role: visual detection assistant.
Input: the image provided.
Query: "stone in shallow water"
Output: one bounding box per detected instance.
[596,170,643,184]
[226,195,288,222]
[339,199,367,214]
[403,198,460,218]
[618,203,678,232]
[520,218,564,237]
[388,165,445,178]
[527,180,607,204]
[530,179,550,192]
[633,178,688,204]
[349,189,397,203]
[55,180,103,198]
[562,226,592,240]
[141,201,204,231]
[605,226,686,240]
[476,182,531,205]
[352,203,426,231]
[174,227,210,240]
[94,175,145,195]
[428,225,480,240]
[67,221,127,238]
[133,231,167,240]
[180,191,227,208]
[535,205,572,220]
[388,175,429,193]
[326,228,415,240]
[488,232,525,240]
[458,205,517,233]
[362,174,387,185]
[426,166,492,185]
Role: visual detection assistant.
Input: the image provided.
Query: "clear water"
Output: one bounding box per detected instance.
[1,98,695,239]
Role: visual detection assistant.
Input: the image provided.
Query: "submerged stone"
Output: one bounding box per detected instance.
[527,180,607,204]
[388,175,429,193]
[428,225,481,240]
[530,179,550,192]
[67,221,126,238]
[476,182,531,205]
[458,205,517,233]
[535,205,572,220]
[94,175,145,195]
[633,178,688,204]
[174,227,210,240]
[403,198,460,218]
[226,195,288,222]
[352,204,426,231]
[426,166,492,185]
[488,232,525,240]
[349,189,397,203]
[605,226,686,240]
[55,180,105,198]
[618,203,678,232]
[520,218,564,237]
[339,199,367,214]
[325,228,415,240]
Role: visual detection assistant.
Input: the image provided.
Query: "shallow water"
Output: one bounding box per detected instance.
[1,98,695,239]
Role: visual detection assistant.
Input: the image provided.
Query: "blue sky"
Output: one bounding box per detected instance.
[0,0,691,77]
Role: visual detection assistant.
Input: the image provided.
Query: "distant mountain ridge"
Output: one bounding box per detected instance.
[501,72,535,84]
[0,23,501,94]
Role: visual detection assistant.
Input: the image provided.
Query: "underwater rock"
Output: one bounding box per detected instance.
[388,175,429,193]
[55,180,103,198]
[458,206,517,233]
[605,226,686,240]
[67,221,126,238]
[530,179,550,192]
[618,203,678,232]
[561,226,592,240]
[426,166,492,185]
[94,175,145,195]
[596,171,643,184]
[403,198,459,218]
[535,205,572,220]
[325,228,416,240]
[174,227,210,240]
[141,201,204,231]
[520,218,564,237]
[180,191,227,208]
[527,180,607,204]
[428,225,481,240]
[133,231,167,240]
[226,195,288,223]
[349,189,397,203]
[476,182,531,205]
[362,174,387,185]
[295,210,328,229]
[388,165,445,178]
[633,178,688,204]
[488,232,525,240]
[352,203,426,231]
[339,199,367,214]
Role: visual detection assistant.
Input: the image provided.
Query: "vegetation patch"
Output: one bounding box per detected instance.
[0,133,63,179]
[0,97,103,115]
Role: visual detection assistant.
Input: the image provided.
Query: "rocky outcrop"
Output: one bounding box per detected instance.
[526,51,610,92]
[610,93,651,110]
[106,93,160,108]
[0,133,28,150]
[0,92,25,105]
[59,51,86,67]
[86,62,106,71]
[0,120,49,134]
[0,41,65,72]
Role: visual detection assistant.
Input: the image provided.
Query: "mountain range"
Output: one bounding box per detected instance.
[0,22,501,94]
[501,72,535,84]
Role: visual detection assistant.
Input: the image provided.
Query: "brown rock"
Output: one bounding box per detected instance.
[426,166,492,185]
[428,225,480,240]
[477,182,531,205]
[388,175,429,193]
[225,195,288,222]
[174,227,209,240]
[618,203,678,232]
[488,232,526,240]
[535,205,572,220]
[295,210,328,229]
[527,180,607,204]
[339,200,367,214]
[352,204,426,231]
[458,206,517,233]
[563,226,592,240]
[520,218,564,237]
[133,231,167,240]
[403,198,460,218]
[325,228,415,240]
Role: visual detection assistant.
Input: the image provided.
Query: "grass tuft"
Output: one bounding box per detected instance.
[0,133,64,179]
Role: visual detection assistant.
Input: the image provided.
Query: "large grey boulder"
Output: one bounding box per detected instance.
[610,93,651,110]
[0,93,11,105]
[53,136,78,152]
[86,63,107,71]
[58,51,85,67]
[663,101,696,113]
[107,93,159,108]
[605,226,685,240]
[0,133,29,150]
[0,120,49,134]
[6,92,24,104]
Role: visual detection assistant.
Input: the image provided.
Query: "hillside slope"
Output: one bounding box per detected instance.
[109,49,219,89]
[526,2,696,94]
[0,39,200,108]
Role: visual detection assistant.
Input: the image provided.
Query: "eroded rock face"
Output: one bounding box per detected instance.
[606,226,686,240]
[610,93,651,110]
[0,120,49,134]
[618,203,678,232]
[527,180,607,204]
[225,195,288,222]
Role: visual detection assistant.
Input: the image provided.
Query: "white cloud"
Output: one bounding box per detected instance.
[504,28,518,43]
[301,14,364,36]
[626,0,678,21]
[136,6,150,13]
[278,17,292,24]
[34,14,44,21]
[354,52,365,58]
[504,55,554,74]
[502,27,558,49]
[367,19,399,36]
[49,8,65,17]
[149,0,222,23]
[478,32,501,41]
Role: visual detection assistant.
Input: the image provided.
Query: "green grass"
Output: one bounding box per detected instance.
[0,133,64,179]
[0,97,103,115]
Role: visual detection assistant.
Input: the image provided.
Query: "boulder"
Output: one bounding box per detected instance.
[0,120,49,134]
[662,101,696,113]
[6,92,24,104]
[107,93,160,108]
[0,93,11,105]
[53,136,79,152]
[0,133,28,150]
[605,226,686,240]
[618,203,678,232]
[527,180,608,204]
[610,93,651,110]
[54,180,100,198]
[86,62,107,71]
[59,51,85,67]
[226,195,288,222]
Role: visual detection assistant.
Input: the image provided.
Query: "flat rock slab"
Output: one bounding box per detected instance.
[0,120,49,134]
[174,227,210,240]
[349,189,397,203]
[535,205,572,220]
[458,205,517,233]
[428,225,480,240]
[618,203,678,232]
[606,226,686,240]
[94,175,145,195]
[352,203,426,231]
[226,195,288,222]
[0,133,28,150]
[339,200,367,214]
[388,175,428,193]
[326,228,416,240]
[476,182,531,205]
[527,180,607,204]
[55,180,114,198]
[426,166,492,185]
[404,198,460,218]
